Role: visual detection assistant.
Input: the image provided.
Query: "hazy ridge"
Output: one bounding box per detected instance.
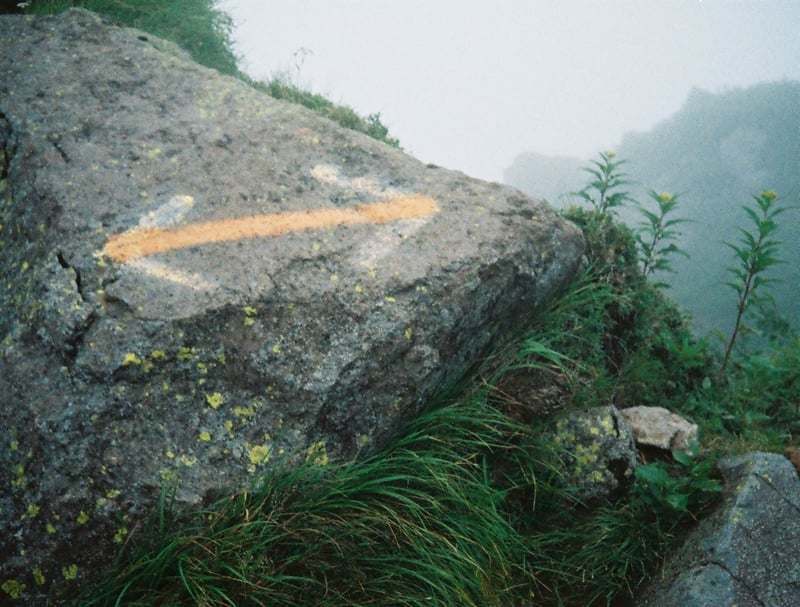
[505,80,800,338]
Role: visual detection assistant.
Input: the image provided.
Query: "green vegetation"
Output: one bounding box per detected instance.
[247,74,401,148]
[17,0,401,147]
[504,82,800,339]
[636,191,689,280]
[720,190,788,375]
[616,82,800,337]
[573,150,632,215]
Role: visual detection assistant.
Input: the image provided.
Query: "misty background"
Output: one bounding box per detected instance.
[219,0,799,338]
[219,0,799,182]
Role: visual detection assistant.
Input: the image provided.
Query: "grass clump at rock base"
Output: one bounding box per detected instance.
[78,391,719,607]
[80,398,531,607]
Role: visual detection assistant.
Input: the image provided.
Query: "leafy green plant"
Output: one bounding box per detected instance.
[633,449,721,515]
[636,190,690,281]
[716,334,800,446]
[719,190,788,376]
[574,151,632,215]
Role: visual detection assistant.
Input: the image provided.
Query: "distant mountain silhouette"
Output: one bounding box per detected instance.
[505,81,800,339]
[503,152,585,206]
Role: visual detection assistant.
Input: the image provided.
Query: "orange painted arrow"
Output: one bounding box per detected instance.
[103,195,439,262]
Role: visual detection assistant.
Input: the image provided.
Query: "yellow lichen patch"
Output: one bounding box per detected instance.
[160,468,179,483]
[106,489,121,499]
[151,349,167,360]
[1,579,26,599]
[233,406,254,420]
[12,464,26,487]
[122,352,142,366]
[113,526,129,544]
[198,431,212,442]
[598,414,615,433]
[404,327,413,340]
[62,564,78,580]
[305,441,329,466]
[32,568,45,586]
[205,392,224,410]
[589,470,605,483]
[248,444,271,466]
[76,511,90,525]
[177,346,197,361]
[180,454,197,467]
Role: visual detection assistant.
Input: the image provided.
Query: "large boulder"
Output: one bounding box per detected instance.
[0,9,585,604]
[635,452,800,607]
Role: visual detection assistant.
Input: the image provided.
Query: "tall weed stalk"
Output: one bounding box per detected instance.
[637,190,689,282]
[720,190,788,376]
[574,151,632,215]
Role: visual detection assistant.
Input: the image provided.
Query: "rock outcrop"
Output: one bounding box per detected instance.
[635,452,800,607]
[0,9,585,603]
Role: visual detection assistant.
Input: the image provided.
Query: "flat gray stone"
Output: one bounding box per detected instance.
[620,405,698,451]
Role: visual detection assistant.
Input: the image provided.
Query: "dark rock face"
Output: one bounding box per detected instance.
[635,452,800,607]
[547,406,638,505]
[0,9,585,603]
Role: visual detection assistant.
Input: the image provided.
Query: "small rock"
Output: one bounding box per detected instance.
[620,405,698,451]
[546,405,638,505]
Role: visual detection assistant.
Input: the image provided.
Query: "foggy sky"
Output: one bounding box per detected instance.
[219,0,800,182]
